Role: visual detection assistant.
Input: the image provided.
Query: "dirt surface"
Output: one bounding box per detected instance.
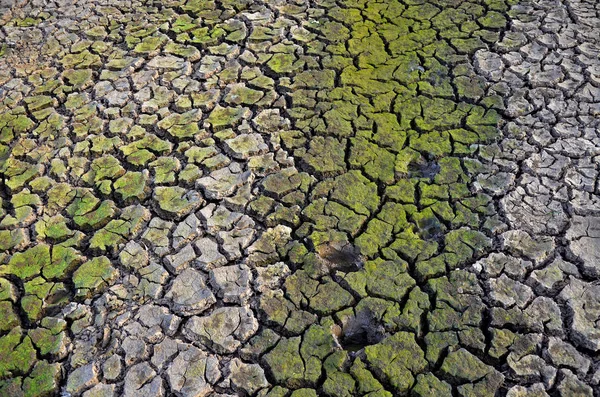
[0,0,599,396]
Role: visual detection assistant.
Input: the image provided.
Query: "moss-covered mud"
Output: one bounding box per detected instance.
[1,0,599,395]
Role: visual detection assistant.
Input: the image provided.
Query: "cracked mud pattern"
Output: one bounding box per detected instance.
[0,0,599,395]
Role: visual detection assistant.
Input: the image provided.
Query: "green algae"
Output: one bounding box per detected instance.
[22,360,61,397]
[0,0,516,392]
[263,337,305,387]
[1,245,50,280]
[72,256,118,299]
[364,331,427,394]
[114,172,149,203]
[0,328,36,377]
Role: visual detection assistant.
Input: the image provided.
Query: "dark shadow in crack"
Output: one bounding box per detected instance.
[340,308,387,352]
[317,240,364,273]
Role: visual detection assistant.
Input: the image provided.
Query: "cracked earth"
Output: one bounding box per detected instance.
[0,0,599,396]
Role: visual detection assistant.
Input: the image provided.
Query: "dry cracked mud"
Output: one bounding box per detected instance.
[0,0,599,396]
